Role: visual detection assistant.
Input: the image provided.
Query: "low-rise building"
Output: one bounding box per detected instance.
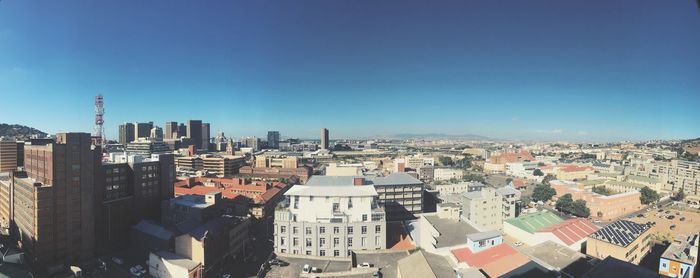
[238,165,312,184]
[658,234,698,278]
[433,181,485,195]
[586,220,654,265]
[148,251,203,278]
[550,180,643,220]
[504,211,599,251]
[433,168,463,181]
[325,163,363,176]
[554,165,594,180]
[175,215,250,275]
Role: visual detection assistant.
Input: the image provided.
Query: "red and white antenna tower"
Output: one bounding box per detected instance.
[94,94,105,146]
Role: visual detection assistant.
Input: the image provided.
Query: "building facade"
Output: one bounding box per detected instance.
[274,184,386,257]
[119,122,136,145]
[320,128,329,150]
[462,187,504,231]
[267,131,280,149]
[0,138,18,173]
[587,220,654,265]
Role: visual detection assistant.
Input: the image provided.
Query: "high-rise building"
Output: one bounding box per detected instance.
[94,152,175,252]
[202,123,211,150]
[119,122,136,145]
[187,120,203,150]
[267,131,280,149]
[135,122,154,139]
[178,123,187,138]
[320,128,329,150]
[241,136,260,151]
[12,133,95,267]
[0,138,17,173]
[150,126,163,140]
[164,122,178,139]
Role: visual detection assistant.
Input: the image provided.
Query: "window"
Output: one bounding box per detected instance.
[361,237,366,247]
[333,238,339,247]
[375,225,381,233]
[306,251,311,255]
[362,214,368,221]
[294,196,299,209]
[333,203,340,212]
[319,238,326,247]
[281,249,286,254]
[334,227,339,234]
[319,227,326,234]
[293,227,298,234]
[280,238,285,246]
[348,197,353,208]
[348,227,354,234]
[293,238,299,247]
[320,250,326,256]
[310,196,314,201]
[348,238,353,247]
[306,227,312,235]
[361,226,367,234]
[375,236,380,246]
[306,238,312,247]
[334,250,340,257]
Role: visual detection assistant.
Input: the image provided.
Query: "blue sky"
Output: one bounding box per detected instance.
[0,0,698,141]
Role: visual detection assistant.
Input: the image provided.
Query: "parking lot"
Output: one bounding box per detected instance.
[266,256,352,278]
[355,251,410,278]
[630,204,700,241]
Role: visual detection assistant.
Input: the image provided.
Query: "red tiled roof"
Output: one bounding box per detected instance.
[512,179,525,188]
[481,252,530,277]
[451,244,518,267]
[537,218,599,246]
[559,165,593,173]
[489,150,535,164]
[174,185,241,200]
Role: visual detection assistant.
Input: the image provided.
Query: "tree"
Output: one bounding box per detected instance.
[672,189,686,201]
[537,162,546,167]
[570,200,591,218]
[556,194,574,212]
[532,184,556,202]
[463,173,485,183]
[639,186,660,204]
[506,178,513,184]
[542,174,556,185]
[438,156,454,166]
[533,169,544,176]
[592,186,613,196]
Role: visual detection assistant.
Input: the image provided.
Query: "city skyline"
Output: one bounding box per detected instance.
[1,1,699,141]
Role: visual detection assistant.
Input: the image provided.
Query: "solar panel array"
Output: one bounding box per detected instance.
[589,220,653,247]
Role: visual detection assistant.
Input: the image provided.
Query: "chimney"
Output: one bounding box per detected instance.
[353,178,364,186]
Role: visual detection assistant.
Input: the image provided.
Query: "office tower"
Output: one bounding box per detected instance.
[0,138,17,173]
[267,131,280,149]
[241,136,260,151]
[320,128,329,150]
[178,123,187,138]
[119,122,136,145]
[135,122,154,139]
[187,120,203,150]
[13,133,95,267]
[150,127,163,140]
[202,123,210,150]
[164,122,178,139]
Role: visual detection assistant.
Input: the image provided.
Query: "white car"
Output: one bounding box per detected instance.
[129,267,143,277]
[111,257,124,265]
[514,241,524,247]
[302,264,311,273]
[358,262,372,268]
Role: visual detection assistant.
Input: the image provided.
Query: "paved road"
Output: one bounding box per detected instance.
[355,251,410,278]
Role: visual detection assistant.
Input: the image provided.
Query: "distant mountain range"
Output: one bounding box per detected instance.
[0,124,47,140]
[391,133,493,140]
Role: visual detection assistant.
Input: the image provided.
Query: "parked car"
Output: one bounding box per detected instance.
[514,241,524,247]
[302,264,311,274]
[111,257,124,265]
[680,217,686,221]
[670,224,677,230]
[269,259,289,266]
[222,274,231,278]
[373,270,382,278]
[358,262,372,268]
[667,215,675,220]
[311,267,322,273]
[637,214,644,218]
[129,267,143,277]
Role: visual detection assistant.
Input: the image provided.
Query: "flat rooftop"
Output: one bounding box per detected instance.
[424,215,479,248]
[520,241,585,270]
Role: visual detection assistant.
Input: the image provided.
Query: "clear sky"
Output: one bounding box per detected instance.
[1,0,698,142]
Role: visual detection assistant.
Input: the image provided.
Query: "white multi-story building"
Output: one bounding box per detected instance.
[273,181,386,257]
[393,155,434,172]
[433,167,464,181]
[325,163,363,176]
[506,161,539,178]
[462,186,521,231]
[631,159,700,201]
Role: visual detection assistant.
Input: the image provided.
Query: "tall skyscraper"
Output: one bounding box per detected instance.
[135,122,154,139]
[320,128,329,150]
[0,138,17,173]
[241,136,260,151]
[14,133,95,267]
[118,122,136,145]
[178,123,187,138]
[164,121,178,139]
[202,123,211,150]
[267,131,280,149]
[187,120,203,150]
[150,126,163,140]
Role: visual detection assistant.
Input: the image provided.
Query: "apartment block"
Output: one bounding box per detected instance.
[461,186,521,231]
[658,234,698,278]
[274,183,386,257]
[255,155,298,169]
[550,180,642,221]
[0,138,17,172]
